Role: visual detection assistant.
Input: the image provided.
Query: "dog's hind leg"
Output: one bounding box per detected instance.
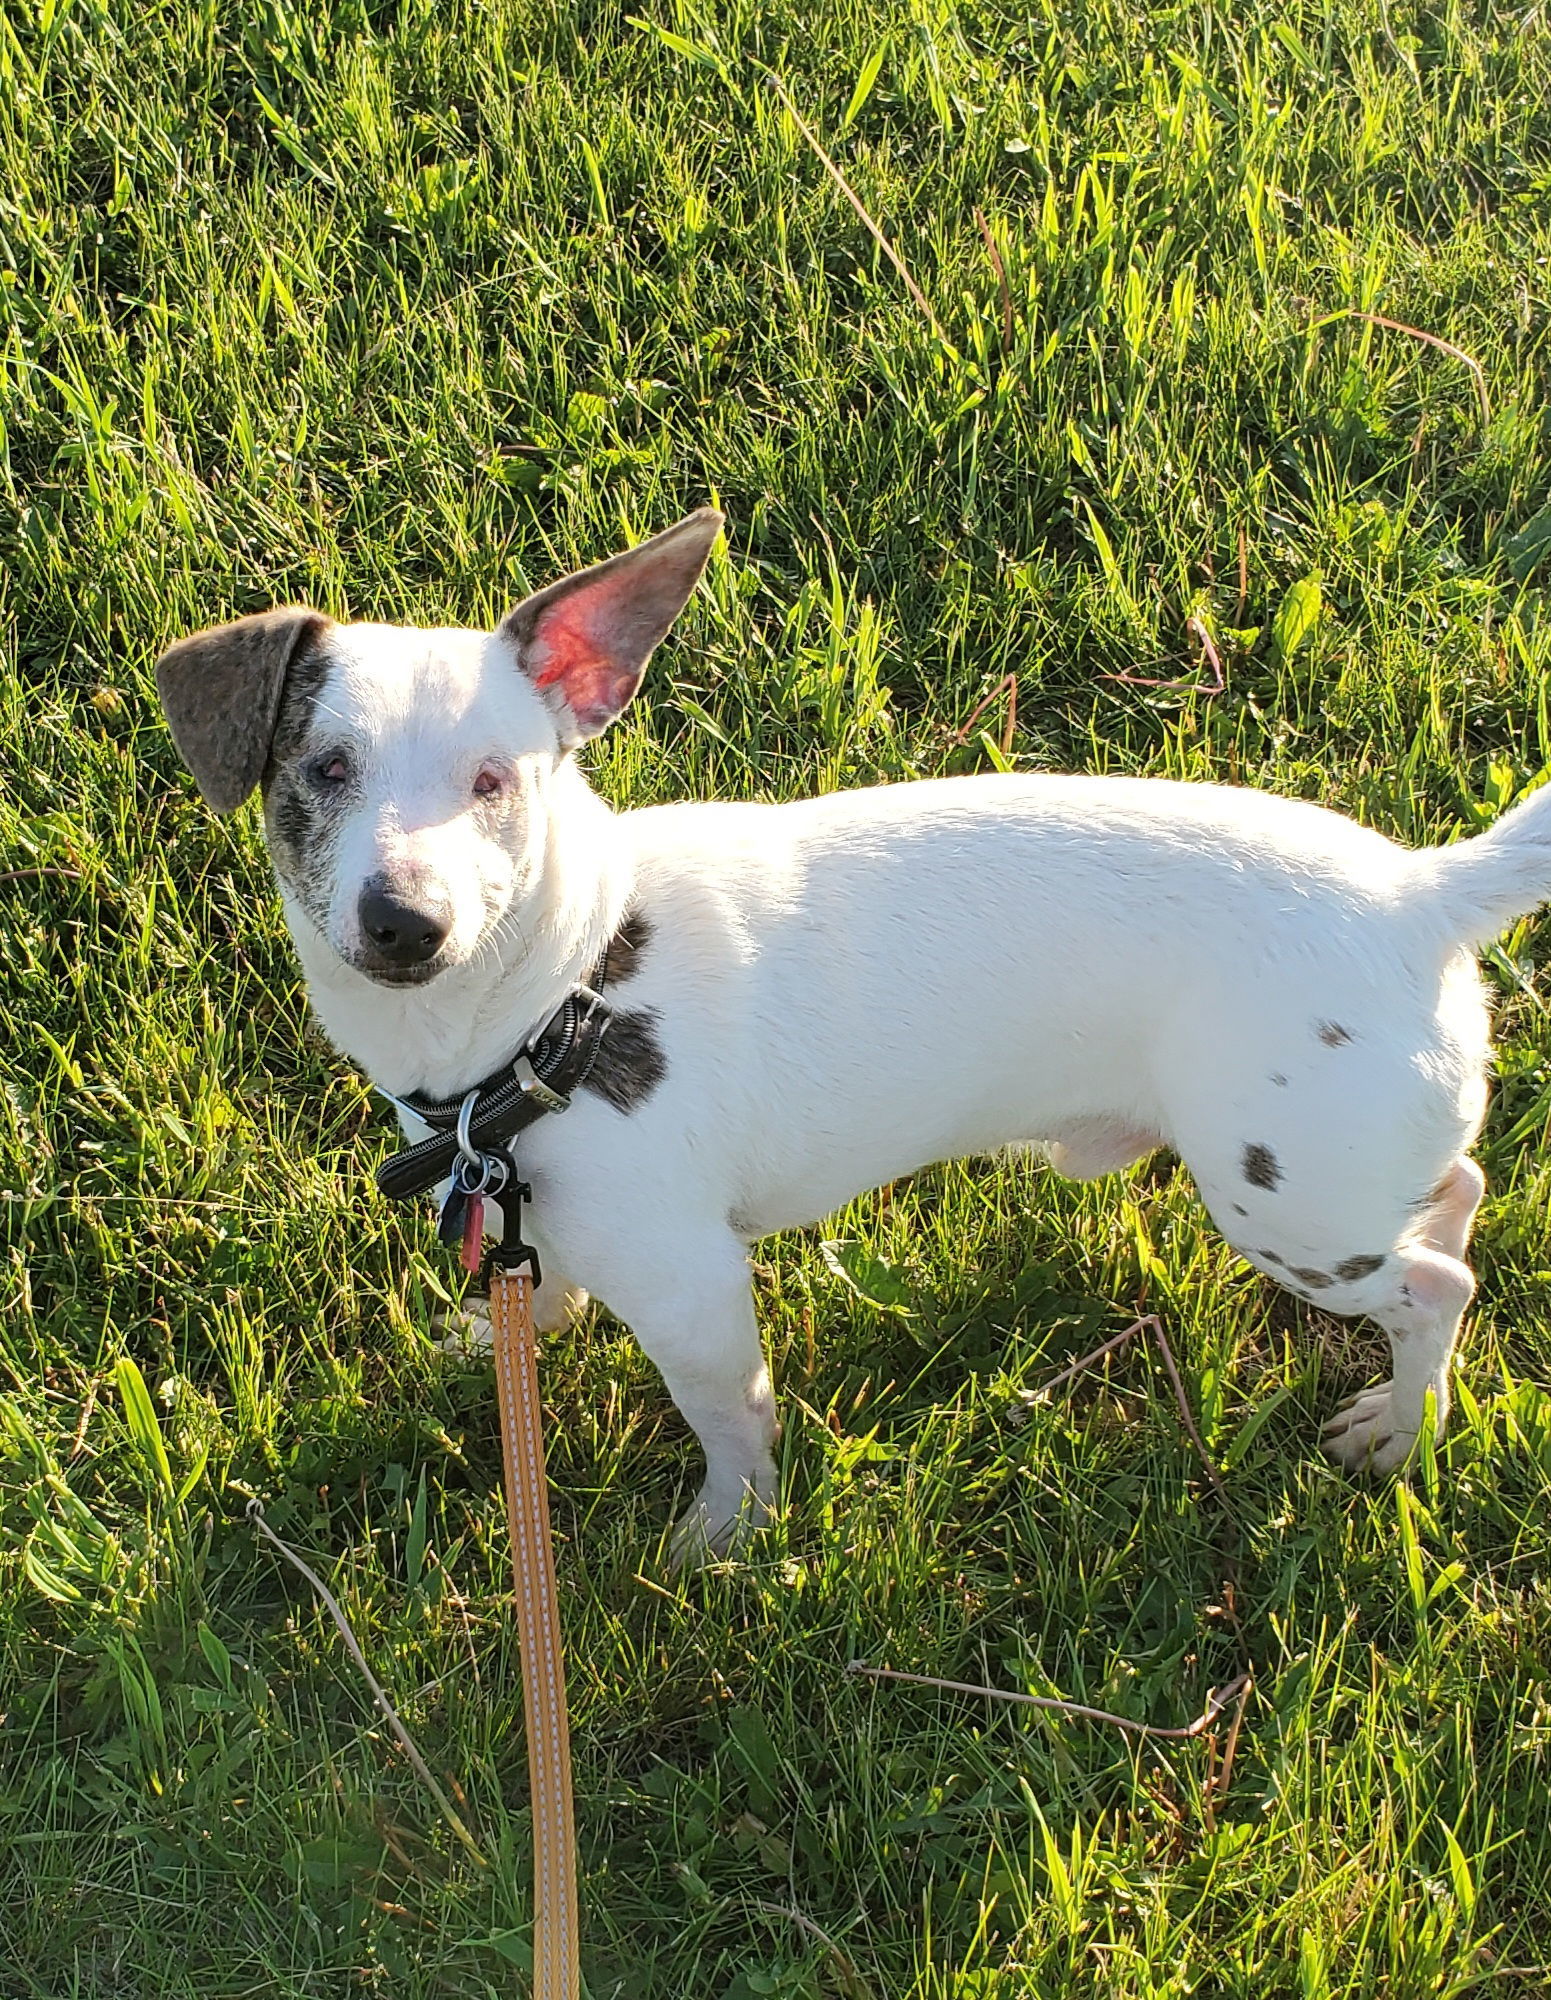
[1416,1156,1485,1261]
[603,1232,778,1566]
[1045,1119,1163,1180]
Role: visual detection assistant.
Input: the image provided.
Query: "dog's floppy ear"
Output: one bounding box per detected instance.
[155,608,332,813]
[500,507,723,747]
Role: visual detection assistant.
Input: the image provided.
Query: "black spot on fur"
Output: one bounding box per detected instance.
[1317,1021,1352,1048]
[1334,1253,1385,1283]
[583,1007,666,1113]
[1242,1143,1282,1190]
[1270,1072,1288,1087]
[607,906,652,984]
[266,633,333,770]
[260,634,339,921]
[1257,1247,1283,1265]
[1290,1265,1333,1289]
[267,773,315,864]
[1232,1203,1247,1217]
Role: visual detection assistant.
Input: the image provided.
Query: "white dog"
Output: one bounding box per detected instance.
[157,508,1550,1558]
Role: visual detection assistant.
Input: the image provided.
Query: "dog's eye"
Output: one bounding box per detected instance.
[473,770,503,799]
[314,755,350,786]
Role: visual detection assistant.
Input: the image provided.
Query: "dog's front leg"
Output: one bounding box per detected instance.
[610,1235,777,1567]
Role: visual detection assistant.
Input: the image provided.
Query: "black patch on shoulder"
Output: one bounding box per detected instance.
[584,1007,666,1113]
[1317,1021,1352,1048]
[1290,1265,1333,1288]
[1242,1142,1282,1190]
[607,907,652,984]
[1334,1253,1385,1283]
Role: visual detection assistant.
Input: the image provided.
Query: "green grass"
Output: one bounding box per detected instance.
[4,0,1551,1992]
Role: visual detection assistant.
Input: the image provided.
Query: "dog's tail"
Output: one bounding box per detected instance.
[1411,781,1551,945]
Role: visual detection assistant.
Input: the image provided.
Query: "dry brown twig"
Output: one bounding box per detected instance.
[0,866,83,888]
[1144,1313,1229,1499]
[68,1381,99,1462]
[1106,617,1225,696]
[874,1313,1258,1793]
[1026,1312,1230,1501]
[1029,1306,1253,1669]
[952,672,1018,754]
[1206,1671,1252,1817]
[850,1660,1252,1741]
[1335,308,1491,426]
[974,205,1014,352]
[248,1499,488,1868]
[765,72,948,346]
[754,1901,877,2000]
[1032,1320,1144,1399]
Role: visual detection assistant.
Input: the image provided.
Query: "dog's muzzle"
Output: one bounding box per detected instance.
[356,878,453,980]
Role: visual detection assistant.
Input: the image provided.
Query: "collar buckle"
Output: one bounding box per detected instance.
[513,1053,571,1115]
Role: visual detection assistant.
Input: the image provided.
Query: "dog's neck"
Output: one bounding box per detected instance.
[285,763,632,1100]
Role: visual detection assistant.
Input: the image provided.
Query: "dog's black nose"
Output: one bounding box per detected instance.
[358,882,452,968]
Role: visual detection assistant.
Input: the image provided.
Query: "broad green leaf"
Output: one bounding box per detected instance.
[820,1239,915,1312]
[23,1540,82,1602]
[196,1620,233,1691]
[1503,501,1551,582]
[1269,576,1322,662]
[478,1930,532,1969]
[406,1464,429,1588]
[842,40,888,130]
[115,1357,173,1498]
[174,1440,209,1506]
[626,17,724,70]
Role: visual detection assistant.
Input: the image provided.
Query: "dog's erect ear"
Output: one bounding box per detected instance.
[155,608,332,813]
[500,508,723,746]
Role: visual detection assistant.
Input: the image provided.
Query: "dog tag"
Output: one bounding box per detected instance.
[460,1193,486,1274]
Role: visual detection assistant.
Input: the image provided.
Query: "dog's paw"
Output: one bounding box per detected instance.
[534,1280,589,1335]
[667,1482,773,1571]
[436,1302,494,1355]
[434,1280,587,1353]
[1322,1384,1417,1475]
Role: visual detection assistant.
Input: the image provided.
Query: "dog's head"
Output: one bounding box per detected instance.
[156,509,720,986]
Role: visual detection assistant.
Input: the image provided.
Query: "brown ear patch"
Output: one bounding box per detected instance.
[155,608,332,813]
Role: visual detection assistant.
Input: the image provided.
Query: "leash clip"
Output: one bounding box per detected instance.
[483,1175,542,1289]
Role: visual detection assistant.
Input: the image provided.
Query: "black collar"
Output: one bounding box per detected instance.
[375,946,614,1206]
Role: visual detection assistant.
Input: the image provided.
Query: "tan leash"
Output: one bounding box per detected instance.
[375,1017,610,1997]
[489,1263,581,2000]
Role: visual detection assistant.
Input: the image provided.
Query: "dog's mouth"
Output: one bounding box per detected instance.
[349,955,448,990]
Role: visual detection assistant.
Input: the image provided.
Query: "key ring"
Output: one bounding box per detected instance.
[451,1149,510,1199]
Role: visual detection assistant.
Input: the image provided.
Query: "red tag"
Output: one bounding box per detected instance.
[461,1193,486,1274]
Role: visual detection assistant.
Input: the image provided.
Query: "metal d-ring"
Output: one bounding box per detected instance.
[452,1091,511,1199]
[455,1089,482,1171]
